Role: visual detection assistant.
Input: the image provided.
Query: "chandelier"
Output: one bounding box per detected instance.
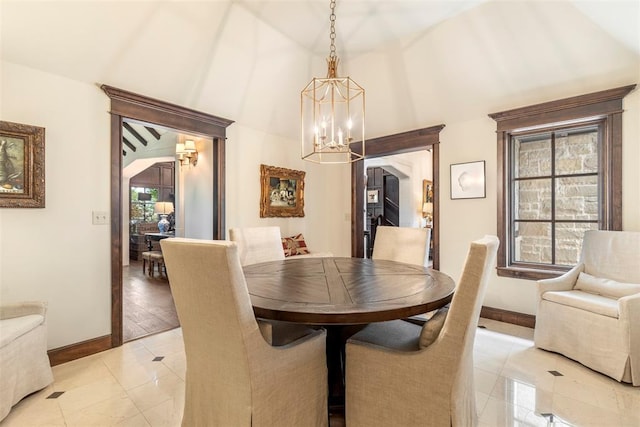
[301,0,365,164]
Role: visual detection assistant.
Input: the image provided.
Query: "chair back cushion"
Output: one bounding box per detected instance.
[581,231,640,283]
[418,305,449,348]
[372,226,431,267]
[573,272,640,299]
[229,226,285,266]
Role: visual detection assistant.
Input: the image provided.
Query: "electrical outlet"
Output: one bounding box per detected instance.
[92,211,109,225]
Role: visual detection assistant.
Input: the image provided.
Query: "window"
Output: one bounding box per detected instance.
[490,85,635,280]
[130,186,159,226]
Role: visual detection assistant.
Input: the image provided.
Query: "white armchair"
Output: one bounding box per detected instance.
[534,230,640,386]
[0,301,54,421]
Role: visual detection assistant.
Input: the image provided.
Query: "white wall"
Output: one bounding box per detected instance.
[225,124,352,256]
[0,62,112,348]
[182,138,214,240]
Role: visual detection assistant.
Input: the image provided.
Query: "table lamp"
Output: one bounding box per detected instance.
[154,202,174,233]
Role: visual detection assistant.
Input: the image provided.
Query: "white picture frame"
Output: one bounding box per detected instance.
[450,160,486,200]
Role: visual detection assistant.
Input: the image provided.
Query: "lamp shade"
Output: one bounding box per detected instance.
[184,140,197,153]
[154,202,174,214]
[175,142,186,154]
[422,202,433,215]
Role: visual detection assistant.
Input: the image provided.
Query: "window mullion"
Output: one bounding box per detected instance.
[550,132,556,265]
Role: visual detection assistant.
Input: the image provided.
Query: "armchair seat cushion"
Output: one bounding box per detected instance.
[0,314,45,348]
[349,319,422,352]
[542,290,619,318]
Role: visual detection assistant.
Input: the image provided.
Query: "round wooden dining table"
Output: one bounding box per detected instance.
[243,256,456,413]
[243,256,455,324]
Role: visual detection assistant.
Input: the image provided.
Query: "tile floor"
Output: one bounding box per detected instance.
[2,319,639,426]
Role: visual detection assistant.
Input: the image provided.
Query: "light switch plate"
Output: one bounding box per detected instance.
[92,211,109,225]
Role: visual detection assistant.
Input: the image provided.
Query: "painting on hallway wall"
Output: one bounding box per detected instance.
[0,121,45,208]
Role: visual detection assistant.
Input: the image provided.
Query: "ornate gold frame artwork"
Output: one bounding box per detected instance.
[260,164,305,218]
[0,121,45,208]
[423,179,433,204]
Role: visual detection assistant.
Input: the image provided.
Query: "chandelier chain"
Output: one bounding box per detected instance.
[329,0,337,60]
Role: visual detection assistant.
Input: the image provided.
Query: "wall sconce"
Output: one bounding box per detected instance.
[176,139,198,167]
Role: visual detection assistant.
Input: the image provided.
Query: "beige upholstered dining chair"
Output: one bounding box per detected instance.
[160,238,328,426]
[229,226,285,266]
[345,235,499,427]
[372,226,432,323]
[372,226,431,267]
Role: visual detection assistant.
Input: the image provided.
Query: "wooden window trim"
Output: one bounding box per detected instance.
[489,84,635,280]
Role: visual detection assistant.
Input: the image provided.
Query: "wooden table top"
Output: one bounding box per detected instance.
[243,257,455,325]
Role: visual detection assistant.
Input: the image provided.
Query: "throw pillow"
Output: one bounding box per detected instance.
[419,305,449,349]
[574,272,640,299]
[281,234,310,257]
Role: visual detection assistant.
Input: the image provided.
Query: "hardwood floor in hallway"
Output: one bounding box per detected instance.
[123,259,180,342]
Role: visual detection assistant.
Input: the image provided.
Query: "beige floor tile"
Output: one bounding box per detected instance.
[474,348,509,374]
[107,357,175,391]
[126,371,185,413]
[51,354,114,391]
[478,396,544,426]
[160,351,186,381]
[489,376,548,413]
[57,376,128,417]
[474,367,499,395]
[552,393,623,426]
[64,395,143,427]
[142,397,184,427]
[0,386,65,427]
[553,375,619,412]
[475,391,490,415]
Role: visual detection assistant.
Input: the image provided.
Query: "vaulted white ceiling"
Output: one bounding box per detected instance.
[1,0,638,141]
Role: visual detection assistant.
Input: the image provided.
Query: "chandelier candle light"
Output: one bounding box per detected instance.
[301,0,365,164]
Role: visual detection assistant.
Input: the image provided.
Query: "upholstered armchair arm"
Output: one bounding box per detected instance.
[0,301,47,320]
[536,264,584,302]
[619,293,640,386]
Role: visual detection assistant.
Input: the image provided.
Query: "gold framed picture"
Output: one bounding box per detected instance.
[0,121,45,208]
[260,164,305,218]
[423,179,433,204]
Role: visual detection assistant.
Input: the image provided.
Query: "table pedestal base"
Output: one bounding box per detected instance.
[326,325,366,416]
